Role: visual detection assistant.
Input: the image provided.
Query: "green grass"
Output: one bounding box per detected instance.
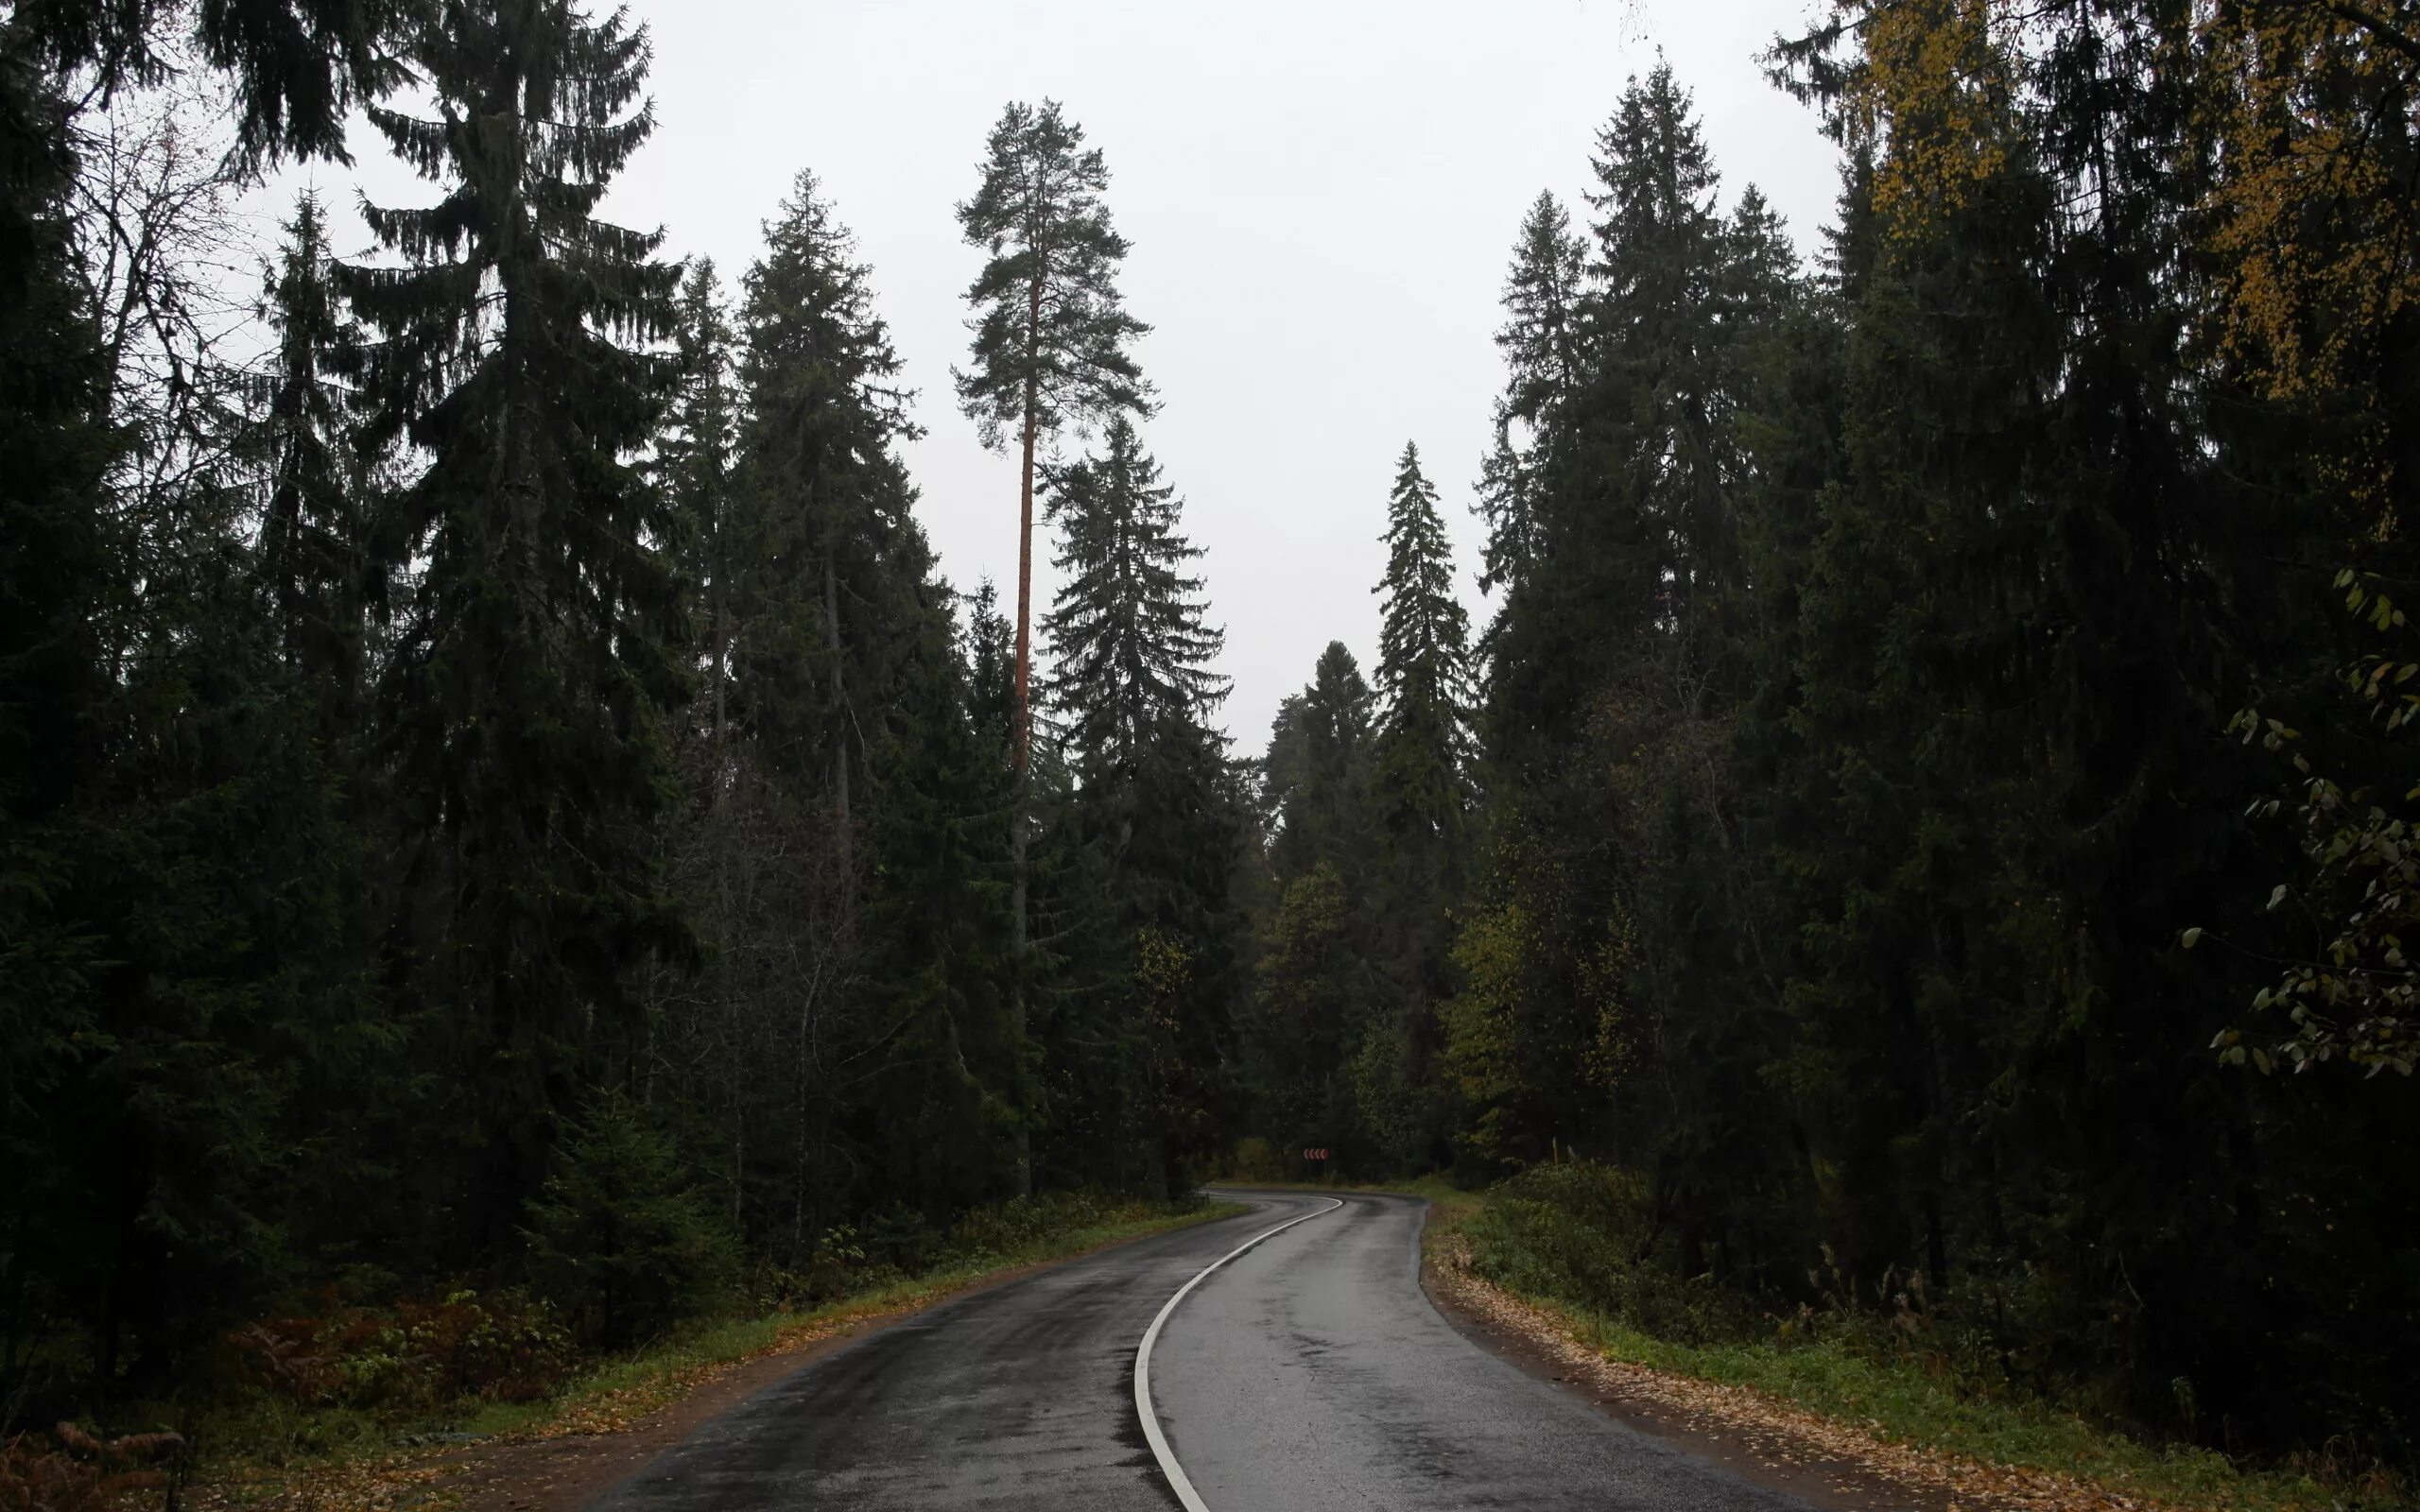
[1430,1182,2408,1512]
[187,1196,1246,1504]
[1556,1312,2332,1510]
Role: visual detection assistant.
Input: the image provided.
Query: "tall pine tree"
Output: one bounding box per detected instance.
[955,99,1150,772]
[1449,67,1801,1209]
[956,101,1150,1192]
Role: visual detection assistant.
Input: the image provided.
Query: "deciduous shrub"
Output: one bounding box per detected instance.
[221,1290,576,1415]
[0,1423,183,1512]
[1227,1138,1288,1182]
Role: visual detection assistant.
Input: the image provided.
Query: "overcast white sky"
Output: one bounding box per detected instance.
[291,0,1842,753]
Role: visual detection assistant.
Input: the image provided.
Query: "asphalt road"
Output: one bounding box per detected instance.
[591,1190,1817,1511]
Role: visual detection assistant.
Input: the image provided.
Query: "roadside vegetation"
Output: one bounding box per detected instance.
[5,1193,1235,1511]
[1426,1168,2411,1512]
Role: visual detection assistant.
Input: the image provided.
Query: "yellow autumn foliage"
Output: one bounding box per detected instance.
[1847,0,2022,234]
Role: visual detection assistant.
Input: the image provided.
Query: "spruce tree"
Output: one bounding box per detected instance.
[1480,65,1738,779]
[337,0,687,1246]
[1371,441,1474,888]
[849,586,1025,1217]
[1580,61,1737,649]
[963,579,1020,769]
[1362,444,1474,1175]
[1263,641,1377,886]
[1042,415,1228,774]
[1450,67,1802,1209]
[0,0,431,1383]
[1249,640,1397,1172]
[0,19,143,1390]
[1041,414,1244,1194]
[256,191,368,698]
[725,167,1023,1224]
[734,170,919,860]
[1475,191,1586,610]
[0,0,392,180]
[662,259,739,754]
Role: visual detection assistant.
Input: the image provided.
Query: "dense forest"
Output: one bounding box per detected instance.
[3,0,2416,1479]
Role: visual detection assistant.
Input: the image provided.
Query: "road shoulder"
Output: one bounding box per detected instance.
[428,1298,915,1512]
[1420,1221,2185,1512]
[189,1207,1246,1512]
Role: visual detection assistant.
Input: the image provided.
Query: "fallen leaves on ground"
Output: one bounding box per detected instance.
[182,1297,932,1512]
[179,1211,1236,1512]
[185,1452,452,1512]
[531,1307,880,1440]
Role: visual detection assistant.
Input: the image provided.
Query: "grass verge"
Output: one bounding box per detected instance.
[187,1196,1246,1510]
[1426,1179,2407,1512]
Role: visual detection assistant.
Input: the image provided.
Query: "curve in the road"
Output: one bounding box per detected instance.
[1154,1189,1819,1511]
[1131,1196,1344,1511]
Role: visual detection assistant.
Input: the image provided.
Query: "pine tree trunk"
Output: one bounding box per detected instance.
[1011,799,1030,1198]
[1009,277,1043,1199]
[1014,289,1040,776]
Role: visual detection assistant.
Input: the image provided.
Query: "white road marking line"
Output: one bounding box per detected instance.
[1133,1195,1347,1512]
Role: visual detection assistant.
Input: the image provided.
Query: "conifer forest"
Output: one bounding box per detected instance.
[3,0,2419,1498]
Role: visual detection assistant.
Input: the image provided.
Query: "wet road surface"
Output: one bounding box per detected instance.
[590,1190,1816,1510]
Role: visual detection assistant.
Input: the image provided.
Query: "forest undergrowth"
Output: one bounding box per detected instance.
[2,1194,1236,1512]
